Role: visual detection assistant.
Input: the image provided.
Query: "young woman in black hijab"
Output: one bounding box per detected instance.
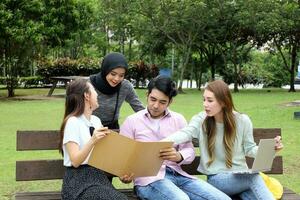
[90,52,144,129]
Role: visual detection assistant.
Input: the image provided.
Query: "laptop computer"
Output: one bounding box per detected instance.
[233,138,276,174]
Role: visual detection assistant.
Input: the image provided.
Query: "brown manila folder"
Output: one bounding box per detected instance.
[88,131,173,178]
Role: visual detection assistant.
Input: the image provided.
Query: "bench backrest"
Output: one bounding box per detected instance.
[16,128,282,181]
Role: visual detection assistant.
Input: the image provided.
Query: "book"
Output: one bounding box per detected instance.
[88,131,173,177]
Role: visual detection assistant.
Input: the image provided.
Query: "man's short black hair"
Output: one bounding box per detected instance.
[147,75,177,101]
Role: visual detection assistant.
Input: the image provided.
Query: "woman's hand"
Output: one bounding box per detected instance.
[90,127,110,144]
[119,173,134,184]
[274,136,283,152]
[159,147,183,163]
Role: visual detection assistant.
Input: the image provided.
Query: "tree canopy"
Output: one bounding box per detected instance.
[0,0,299,96]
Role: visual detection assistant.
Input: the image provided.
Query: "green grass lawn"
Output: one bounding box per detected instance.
[0,87,300,199]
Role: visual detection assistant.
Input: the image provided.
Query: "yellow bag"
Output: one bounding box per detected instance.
[260,172,283,200]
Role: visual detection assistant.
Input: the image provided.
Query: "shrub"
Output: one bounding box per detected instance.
[19,76,44,88]
[126,61,159,88]
[0,77,6,85]
[36,57,99,82]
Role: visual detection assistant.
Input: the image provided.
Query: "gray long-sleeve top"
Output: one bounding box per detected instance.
[92,79,145,124]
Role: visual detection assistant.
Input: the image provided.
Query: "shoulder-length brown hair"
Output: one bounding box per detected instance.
[203,80,236,168]
[58,78,90,154]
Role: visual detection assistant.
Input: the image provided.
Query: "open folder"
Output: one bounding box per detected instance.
[88,131,173,178]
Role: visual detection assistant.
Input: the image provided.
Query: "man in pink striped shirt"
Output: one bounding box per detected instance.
[120,75,230,200]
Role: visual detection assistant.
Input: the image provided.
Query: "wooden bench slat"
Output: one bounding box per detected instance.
[17,130,60,150]
[181,156,283,175]
[253,128,281,144]
[16,156,282,181]
[182,128,281,148]
[282,188,300,200]
[17,128,281,150]
[14,188,300,200]
[15,191,61,200]
[17,129,119,151]
[15,189,138,200]
[16,160,65,181]
[245,156,283,174]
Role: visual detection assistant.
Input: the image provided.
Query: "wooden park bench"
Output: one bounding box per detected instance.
[15,128,300,200]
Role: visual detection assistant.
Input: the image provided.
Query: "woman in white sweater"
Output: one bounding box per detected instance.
[164,80,283,200]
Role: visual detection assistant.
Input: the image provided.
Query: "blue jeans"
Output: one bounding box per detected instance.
[207,173,274,200]
[135,167,231,200]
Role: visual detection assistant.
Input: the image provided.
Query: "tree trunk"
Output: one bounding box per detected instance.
[233,62,239,92]
[7,76,16,97]
[128,39,132,61]
[208,47,216,81]
[197,71,203,90]
[177,57,184,92]
[8,87,14,97]
[104,24,110,56]
[120,29,125,55]
[171,46,175,76]
[178,46,191,93]
[274,40,294,92]
[190,62,194,88]
[196,50,204,90]
[289,45,297,92]
[232,44,239,92]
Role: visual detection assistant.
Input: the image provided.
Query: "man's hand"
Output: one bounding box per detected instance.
[119,173,134,184]
[159,147,183,163]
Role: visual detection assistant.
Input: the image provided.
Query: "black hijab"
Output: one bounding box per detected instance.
[90,52,128,95]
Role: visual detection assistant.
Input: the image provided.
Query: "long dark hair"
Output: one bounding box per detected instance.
[203,80,236,168]
[58,78,90,154]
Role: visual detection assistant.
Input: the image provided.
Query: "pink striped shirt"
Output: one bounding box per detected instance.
[120,108,196,186]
